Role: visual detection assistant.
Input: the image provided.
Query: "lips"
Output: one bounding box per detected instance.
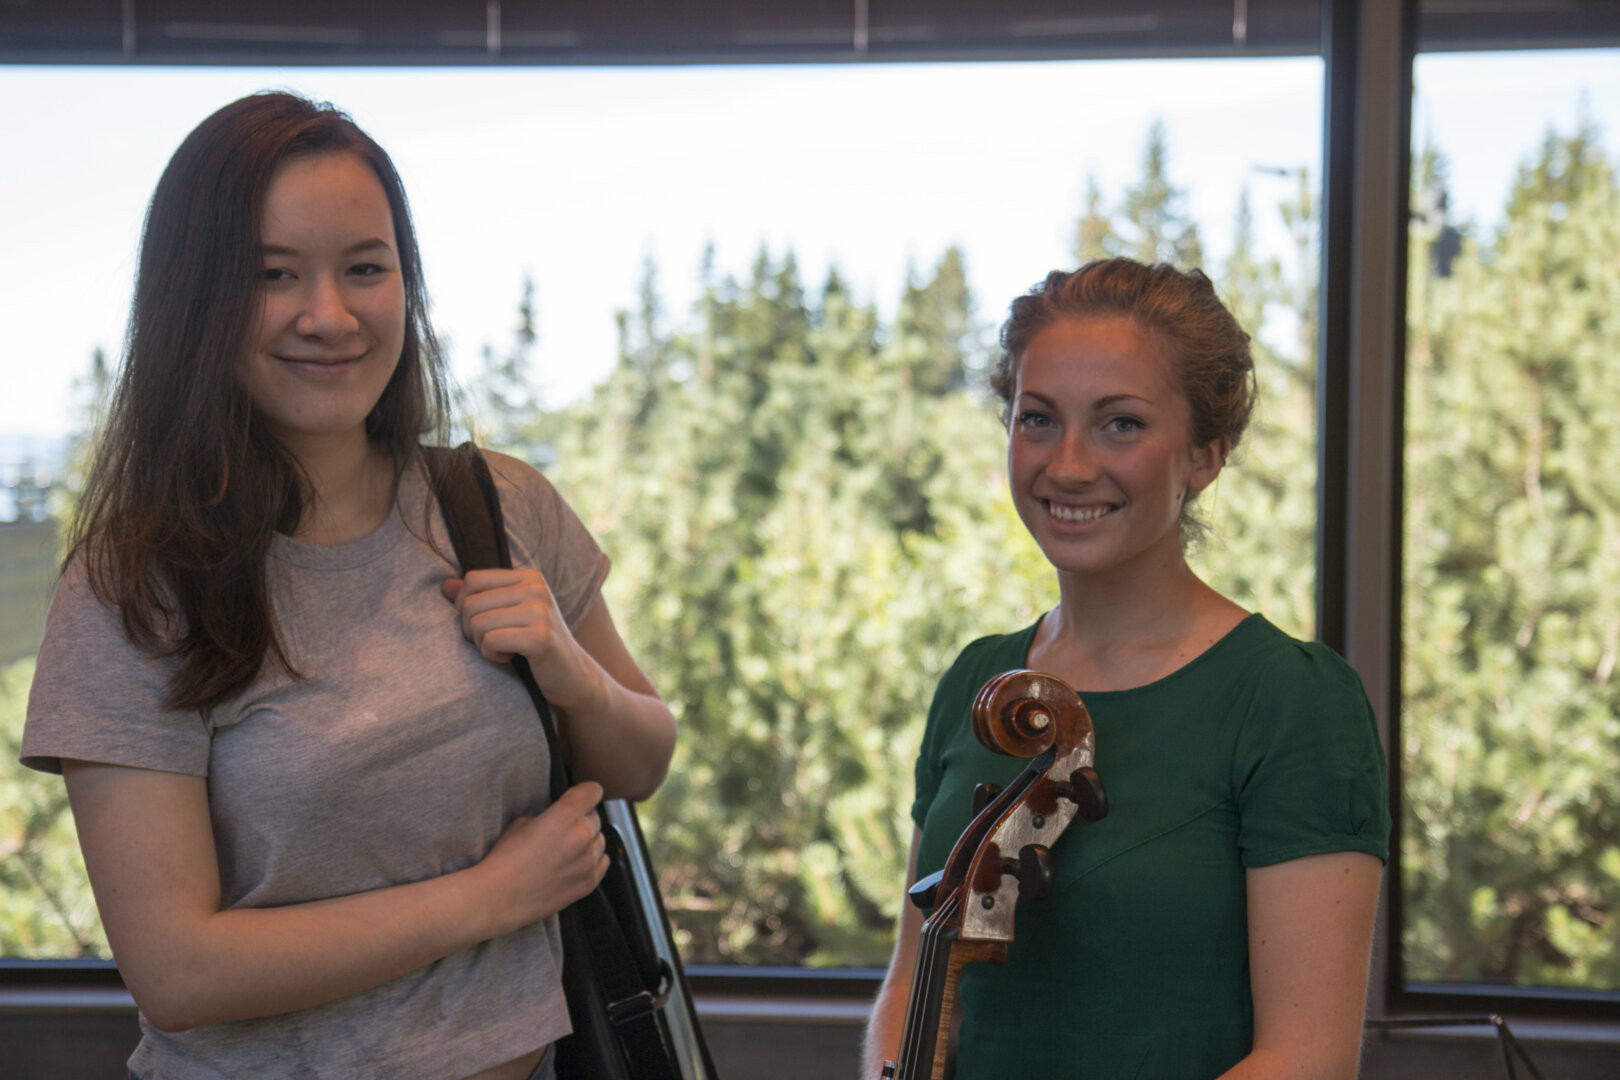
[271,353,369,379]
[276,354,364,366]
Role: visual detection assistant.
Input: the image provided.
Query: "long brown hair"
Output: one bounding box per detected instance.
[71,92,450,711]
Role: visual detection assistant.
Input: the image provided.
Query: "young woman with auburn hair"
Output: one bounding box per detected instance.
[21,92,675,1080]
[863,259,1389,1079]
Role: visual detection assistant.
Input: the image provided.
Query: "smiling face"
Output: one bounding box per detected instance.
[241,151,406,460]
[1008,316,1227,585]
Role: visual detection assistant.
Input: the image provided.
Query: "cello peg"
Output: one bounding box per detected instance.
[908,868,945,911]
[1017,844,1053,900]
[1070,766,1108,822]
[972,782,1004,816]
[1049,767,1108,822]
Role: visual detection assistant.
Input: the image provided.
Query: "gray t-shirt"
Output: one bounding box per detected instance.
[22,450,610,1080]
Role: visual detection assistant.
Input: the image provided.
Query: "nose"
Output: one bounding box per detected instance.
[1046,431,1101,486]
[295,275,360,341]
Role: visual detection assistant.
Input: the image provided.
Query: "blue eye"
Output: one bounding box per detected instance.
[1015,411,1052,428]
[1105,415,1145,433]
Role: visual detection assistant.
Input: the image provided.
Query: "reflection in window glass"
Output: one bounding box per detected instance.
[1404,49,1620,992]
[0,60,1323,965]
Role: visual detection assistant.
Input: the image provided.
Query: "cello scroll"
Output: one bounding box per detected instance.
[950,669,1106,942]
[881,669,1108,1080]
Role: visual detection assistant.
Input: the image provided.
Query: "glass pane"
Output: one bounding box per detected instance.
[1,59,1321,966]
[1403,48,1620,993]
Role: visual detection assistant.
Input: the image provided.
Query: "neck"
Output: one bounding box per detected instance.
[283,434,399,546]
[1036,556,1246,692]
[1051,548,1207,641]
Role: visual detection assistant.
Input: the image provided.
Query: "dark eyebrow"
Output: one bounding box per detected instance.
[1015,390,1154,410]
[1092,393,1153,410]
[260,238,395,258]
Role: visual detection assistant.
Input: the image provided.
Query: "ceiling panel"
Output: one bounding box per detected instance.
[1,0,1616,65]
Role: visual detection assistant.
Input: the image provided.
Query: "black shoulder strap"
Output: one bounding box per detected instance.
[425,443,701,1080]
[425,442,510,574]
[424,443,570,801]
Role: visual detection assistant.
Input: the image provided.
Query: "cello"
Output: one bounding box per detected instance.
[880,669,1107,1080]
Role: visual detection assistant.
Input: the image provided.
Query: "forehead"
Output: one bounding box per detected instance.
[1015,316,1180,402]
[260,151,395,239]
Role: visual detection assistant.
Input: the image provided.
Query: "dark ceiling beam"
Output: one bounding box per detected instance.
[3,0,1615,66]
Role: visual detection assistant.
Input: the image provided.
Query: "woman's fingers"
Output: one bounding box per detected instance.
[444,568,572,663]
[477,782,612,933]
[527,783,610,901]
[452,568,548,605]
[445,570,604,709]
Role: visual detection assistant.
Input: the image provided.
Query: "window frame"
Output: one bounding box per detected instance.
[1370,20,1620,1022]
[5,0,1620,1029]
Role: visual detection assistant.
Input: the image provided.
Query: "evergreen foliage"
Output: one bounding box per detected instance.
[527,246,1052,963]
[1190,169,1318,638]
[1074,120,1205,268]
[2,114,1616,998]
[0,659,109,957]
[1403,119,1620,986]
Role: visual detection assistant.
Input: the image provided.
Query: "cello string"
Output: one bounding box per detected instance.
[897,889,960,1079]
[899,903,939,1077]
[901,913,938,1078]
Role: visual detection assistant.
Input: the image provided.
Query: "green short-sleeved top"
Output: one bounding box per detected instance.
[911,614,1390,1079]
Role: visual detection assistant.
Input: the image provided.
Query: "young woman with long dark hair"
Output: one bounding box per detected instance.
[21,92,676,1080]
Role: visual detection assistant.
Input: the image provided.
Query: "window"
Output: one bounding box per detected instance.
[1,58,1325,970]
[1398,46,1620,1010]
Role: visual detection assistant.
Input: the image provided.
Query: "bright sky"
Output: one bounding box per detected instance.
[0,50,1615,454]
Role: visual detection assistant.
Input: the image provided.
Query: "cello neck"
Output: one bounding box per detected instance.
[886,894,1005,1080]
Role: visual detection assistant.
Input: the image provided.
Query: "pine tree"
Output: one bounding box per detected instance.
[1193,177,1318,638]
[468,275,548,464]
[543,244,1049,964]
[1074,120,1204,268]
[1403,119,1620,987]
[1075,178,1119,264]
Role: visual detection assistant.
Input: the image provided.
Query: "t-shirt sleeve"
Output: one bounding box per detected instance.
[911,688,950,833]
[1232,640,1391,867]
[483,450,612,631]
[911,637,993,832]
[19,559,210,777]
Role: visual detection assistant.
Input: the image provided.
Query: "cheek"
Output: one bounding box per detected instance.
[249,295,283,349]
[1007,439,1038,488]
[379,289,408,347]
[1122,446,1184,494]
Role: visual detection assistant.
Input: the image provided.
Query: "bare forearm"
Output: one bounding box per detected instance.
[129,864,499,1032]
[864,831,924,1079]
[1222,853,1382,1080]
[1217,1045,1362,1080]
[861,968,911,1079]
[1218,1049,1360,1080]
[553,658,675,801]
[68,762,606,1036]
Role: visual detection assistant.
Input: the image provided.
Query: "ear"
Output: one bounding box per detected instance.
[1187,435,1230,495]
